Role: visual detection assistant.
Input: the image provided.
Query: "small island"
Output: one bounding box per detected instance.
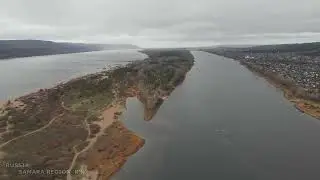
[0,49,194,179]
[202,42,320,120]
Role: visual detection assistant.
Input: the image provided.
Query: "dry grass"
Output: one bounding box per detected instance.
[0,49,194,179]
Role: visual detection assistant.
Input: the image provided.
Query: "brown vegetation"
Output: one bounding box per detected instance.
[0,49,194,179]
[83,121,145,179]
[0,112,88,180]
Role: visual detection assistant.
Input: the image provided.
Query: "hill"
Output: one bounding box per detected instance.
[223,42,320,56]
[0,40,139,60]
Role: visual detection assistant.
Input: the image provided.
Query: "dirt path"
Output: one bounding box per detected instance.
[61,101,91,140]
[83,117,91,139]
[61,102,74,112]
[0,120,12,137]
[67,105,122,180]
[0,113,64,149]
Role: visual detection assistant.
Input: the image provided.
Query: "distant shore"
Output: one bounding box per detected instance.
[202,48,320,120]
[0,40,139,60]
[241,62,320,120]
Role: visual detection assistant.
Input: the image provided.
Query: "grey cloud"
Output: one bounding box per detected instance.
[0,0,319,47]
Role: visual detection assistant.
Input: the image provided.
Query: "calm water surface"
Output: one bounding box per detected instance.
[114,51,320,180]
[1,50,320,180]
[0,50,146,100]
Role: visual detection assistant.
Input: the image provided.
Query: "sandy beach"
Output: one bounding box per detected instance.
[98,104,123,130]
[81,104,123,180]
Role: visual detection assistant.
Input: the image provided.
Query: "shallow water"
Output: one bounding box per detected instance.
[114,51,320,180]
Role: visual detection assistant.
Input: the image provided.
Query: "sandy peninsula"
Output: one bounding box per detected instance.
[0,49,194,180]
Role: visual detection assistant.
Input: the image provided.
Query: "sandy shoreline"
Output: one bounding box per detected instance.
[84,103,128,180]
[283,89,320,120]
[99,104,123,129]
[83,101,145,180]
[259,72,320,120]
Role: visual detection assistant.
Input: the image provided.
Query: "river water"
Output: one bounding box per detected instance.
[1,50,320,180]
[0,50,146,100]
[114,51,320,180]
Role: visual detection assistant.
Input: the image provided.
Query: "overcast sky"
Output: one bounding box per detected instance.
[0,0,319,47]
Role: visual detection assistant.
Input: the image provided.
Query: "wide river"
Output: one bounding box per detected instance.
[0,49,146,100]
[114,51,320,180]
[1,50,320,180]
